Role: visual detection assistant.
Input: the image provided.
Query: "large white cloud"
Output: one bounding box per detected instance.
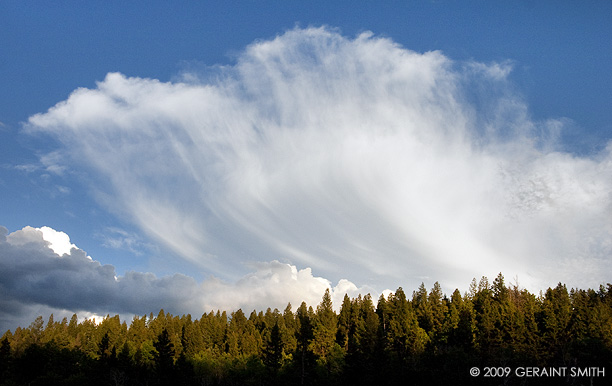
[25,27,612,294]
[0,225,362,333]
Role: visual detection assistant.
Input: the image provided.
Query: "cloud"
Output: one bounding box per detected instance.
[36,226,78,256]
[0,225,363,333]
[12,151,67,176]
[97,227,153,256]
[200,261,368,313]
[25,27,612,295]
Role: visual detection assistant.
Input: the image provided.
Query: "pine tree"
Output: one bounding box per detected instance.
[282,303,297,355]
[226,308,261,357]
[429,282,447,339]
[99,314,123,353]
[153,328,175,385]
[262,321,284,373]
[345,294,379,385]
[473,276,501,356]
[538,283,572,363]
[76,318,98,358]
[180,314,203,358]
[310,289,344,381]
[0,336,11,381]
[376,294,389,336]
[310,289,337,361]
[507,286,540,362]
[452,289,475,350]
[28,316,44,346]
[491,273,511,354]
[67,314,79,345]
[386,287,428,375]
[413,283,434,334]
[295,302,315,385]
[336,294,352,350]
[360,294,380,356]
[98,332,111,361]
[117,341,132,366]
[41,314,56,345]
[440,294,459,346]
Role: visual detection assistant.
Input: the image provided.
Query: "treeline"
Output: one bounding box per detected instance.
[1,274,611,385]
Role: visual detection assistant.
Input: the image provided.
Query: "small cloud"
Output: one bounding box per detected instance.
[56,185,71,194]
[98,227,153,256]
[11,152,67,176]
[13,163,40,173]
[39,151,67,176]
[467,60,514,80]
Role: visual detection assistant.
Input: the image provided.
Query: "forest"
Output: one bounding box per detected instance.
[1,274,611,386]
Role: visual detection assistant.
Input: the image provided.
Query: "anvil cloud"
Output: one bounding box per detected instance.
[25,27,612,298]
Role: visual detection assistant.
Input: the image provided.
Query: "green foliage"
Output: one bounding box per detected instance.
[153,328,175,385]
[262,321,284,372]
[2,275,611,385]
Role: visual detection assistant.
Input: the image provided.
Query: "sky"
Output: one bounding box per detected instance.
[1,1,611,333]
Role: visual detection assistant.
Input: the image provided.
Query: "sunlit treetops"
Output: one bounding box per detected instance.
[1,274,611,386]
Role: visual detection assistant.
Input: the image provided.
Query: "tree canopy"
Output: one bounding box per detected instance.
[1,275,611,385]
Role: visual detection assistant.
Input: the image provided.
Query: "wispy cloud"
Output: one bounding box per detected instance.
[97,227,153,256]
[13,151,67,176]
[25,27,612,294]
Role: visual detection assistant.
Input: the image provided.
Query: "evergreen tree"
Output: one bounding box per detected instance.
[359,294,380,356]
[65,313,77,335]
[376,293,389,336]
[262,321,284,373]
[310,289,338,361]
[345,294,379,385]
[28,316,44,346]
[41,314,56,345]
[282,303,298,355]
[508,286,540,362]
[76,318,99,358]
[413,283,433,334]
[226,308,261,357]
[336,294,352,350]
[98,332,111,361]
[428,282,447,339]
[117,341,132,366]
[310,289,343,381]
[439,294,459,346]
[452,289,475,350]
[180,315,203,358]
[491,273,511,355]
[385,287,428,380]
[473,276,501,356]
[538,283,572,363]
[153,328,175,385]
[294,302,315,385]
[0,336,11,382]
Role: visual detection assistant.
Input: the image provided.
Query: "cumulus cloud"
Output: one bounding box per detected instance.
[25,27,612,295]
[0,226,362,333]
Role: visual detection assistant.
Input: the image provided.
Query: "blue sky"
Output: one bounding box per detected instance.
[1,1,611,331]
